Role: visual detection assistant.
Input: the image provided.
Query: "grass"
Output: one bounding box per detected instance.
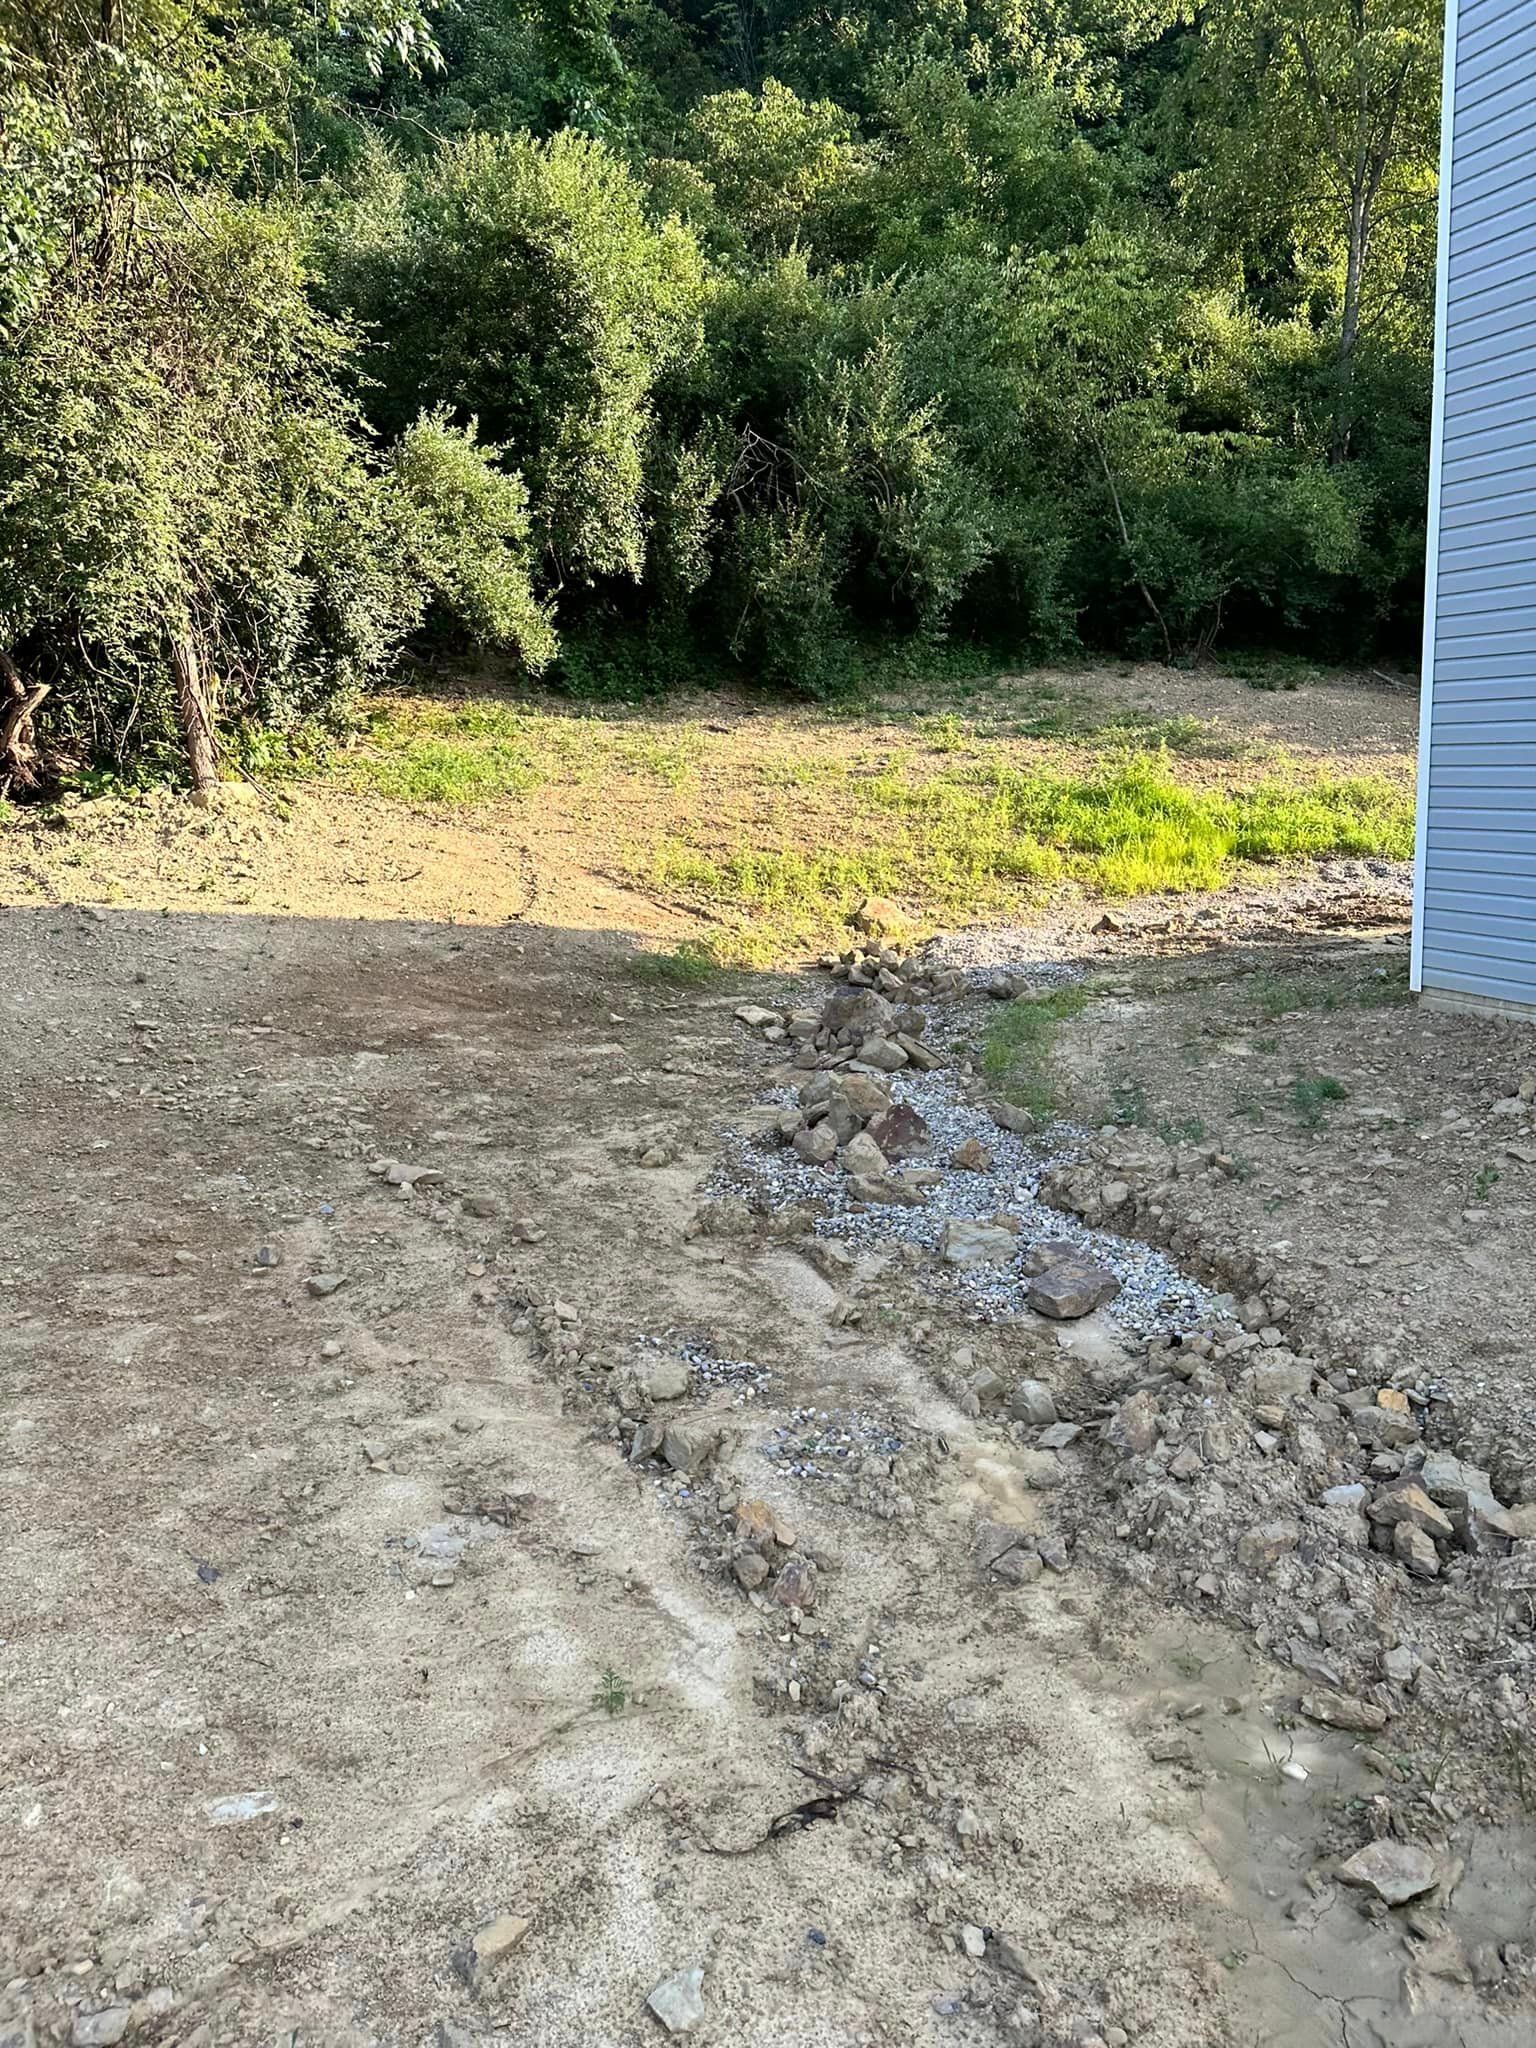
[648,751,1414,962]
[1289,1073,1349,1128]
[981,988,1088,1117]
[626,941,719,988]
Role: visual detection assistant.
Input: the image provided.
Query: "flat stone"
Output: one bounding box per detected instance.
[1036,1421,1081,1450]
[735,1005,781,1028]
[71,2014,131,2048]
[858,1035,909,1072]
[848,1172,927,1208]
[989,1102,1036,1135]
[1300,1688,1389,1733]
[940,1219,1019,1267]
[1367,1484,1453,1540]
[1321,1483,1368,1508]
[865,1102,932,1161]
[385,1161,443,1185]
[305,1272,348,1298]
[472,1914,530,1966]
[647,1965,706,2034]
[1337,1839,1438,1905]
[1027,1256,1120,1320]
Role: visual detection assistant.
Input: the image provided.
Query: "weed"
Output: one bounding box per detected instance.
[592,1667,631,1716]
[1289,1073,1348,1128]
[981,988,1087,1117]
[627,942,718,988]
[1471,1162,1501,1204]
[1108,1077,1151,1126]
[1159,1114,1207,1144]
[1253,1034,1279,1054]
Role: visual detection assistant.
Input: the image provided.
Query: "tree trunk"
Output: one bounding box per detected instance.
[171,636,219,797]
[1333,185,1370,460]
[0,653,49,793]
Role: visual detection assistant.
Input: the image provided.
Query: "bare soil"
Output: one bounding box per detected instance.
[3,668,1534,2048]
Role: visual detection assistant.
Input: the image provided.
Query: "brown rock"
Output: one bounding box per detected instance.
[1337,1839,1437,1905]
[732,1548,770,1591]
[1300,1688,1389,1733]
[1107,1388,1160,1455]
[792,1120,838,1165]
[1394,1521,1440,1578]
[1027,1256,1120,1319]
[951,1137,993,1172]
[865,1102,932,1161]
[735,1499,778,1554]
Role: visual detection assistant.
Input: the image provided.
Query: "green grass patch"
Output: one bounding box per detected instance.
[626,941,719,988]
[1289,1073,1348,1128]
[980,988,1088,1117]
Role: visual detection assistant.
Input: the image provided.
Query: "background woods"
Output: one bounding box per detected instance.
[0,0,1442,781]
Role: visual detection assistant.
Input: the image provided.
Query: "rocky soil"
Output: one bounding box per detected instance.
[4,868,1536,2048]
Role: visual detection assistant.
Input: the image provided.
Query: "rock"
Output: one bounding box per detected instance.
[644,1358,690,1402]
[647,1965,706,2034]
[1108,1389,1160,1456]
[1394,1522,1440,1578]
[1015,1449,1063,1490]
[848,1172,926,1207]
[1252,1359,1313,1404]
[472,1915,530,1967]
[993,1936,1047,1987]
[661,1425,715,1476]
[1236,1520,1300,1569]
[1507,1503,1536,1540]
[385,1161,443,1186]
[951,1137,993,1172]
[992,1547,1043,1587]
[1368,1484,1453,1541]
[204,1789,278,1824]
[820,987,894,1039]
[1027,1256,1120,1320]
[960,1924,987,1959]
[463,1194,498,1218]
[1337,1840,1438,1905]
[71,2015,131,2048]
[989,1102,1036,1135]
[824,1073,892,1122]
[305,1272,348,1298]
[1382,1645,1419,1686]
[731,1549,770,1591]
[793,1121,839,1166]
[1036,1422,1081,1450]
[771,1557,818,1610]
[865,1102,932,1161]
[842,1131,888,1178]
[1168,1445,1204,1480]
[851,895,907,935]
[858,1035,909,1072]
[1009,1379,1058,1426]
[735,1005,781,1028]
[940,1219,1019,1267]
[1300,1688,1389,1733]
[1322,1483,1368,1508]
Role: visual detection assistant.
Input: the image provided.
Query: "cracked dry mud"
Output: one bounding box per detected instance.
[3,882,1536,2048]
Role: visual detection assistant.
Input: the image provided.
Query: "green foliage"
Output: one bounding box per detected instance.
[592,1665,631,1714]
[386,410,556,669]
[318,130,706,582]
[0,0,1446,781]
[981,988,1088,1117]
[1289,1072,1348,1127]
[627,940,719,985]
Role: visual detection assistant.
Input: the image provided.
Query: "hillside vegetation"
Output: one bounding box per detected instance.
[0,0,1439,787]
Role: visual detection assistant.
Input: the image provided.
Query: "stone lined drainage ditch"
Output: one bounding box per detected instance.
[573,927,1536,2043]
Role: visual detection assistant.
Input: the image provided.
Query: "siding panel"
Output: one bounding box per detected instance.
[1421,0,1536,1010]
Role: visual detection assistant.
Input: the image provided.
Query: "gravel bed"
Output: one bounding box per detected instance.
[759,1405,908,1481]
[713,1064,1219,1336]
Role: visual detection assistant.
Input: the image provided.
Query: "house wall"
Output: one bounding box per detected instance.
[1414,0,1536,1015]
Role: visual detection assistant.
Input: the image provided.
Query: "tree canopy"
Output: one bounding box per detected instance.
[0,0,1443,782]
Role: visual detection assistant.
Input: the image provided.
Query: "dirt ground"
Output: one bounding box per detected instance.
[4,667,1536,2048]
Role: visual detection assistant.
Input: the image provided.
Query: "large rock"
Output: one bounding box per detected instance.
[841,1131,888,1178]
[1009,1379,1058,1426]
[820,986,894,1039]
[1337,1839,1438,1905]
[1027,1256,1120,1320]
[1367,1483,1453,1541]
[866,1102,932,1161]
[1236,1519,1300,1569]
[940,1219,1019,1267]
[792,1121,838,1166]
[1107,1388,1160,1455]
